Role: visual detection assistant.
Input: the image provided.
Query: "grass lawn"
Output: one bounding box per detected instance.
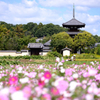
[1,58,100,66]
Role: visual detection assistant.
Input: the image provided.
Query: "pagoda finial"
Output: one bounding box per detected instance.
[73,3,75,18]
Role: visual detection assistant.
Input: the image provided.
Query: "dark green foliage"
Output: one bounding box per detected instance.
[0,21,68,50]
[92,44,100,55]
[33,23,68,37]
[0,55,44,60]
[0,60,21,65]
[93,35,100,43]
[51,32,73,52]
[41,36,51,43]
[73,31,96,53]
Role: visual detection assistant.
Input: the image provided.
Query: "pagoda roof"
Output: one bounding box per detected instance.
[62,18,85,27]
[67,31,80,35]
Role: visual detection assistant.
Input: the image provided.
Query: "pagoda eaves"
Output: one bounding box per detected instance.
[62,18,85,28]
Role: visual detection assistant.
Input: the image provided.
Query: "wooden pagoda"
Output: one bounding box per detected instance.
[62,5,85,37]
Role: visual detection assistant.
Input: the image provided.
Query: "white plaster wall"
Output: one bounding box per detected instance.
[0,52,30,56]
[39,52,48,56]
[63,50,70,56]
[22,52,30,56]
[42,52,48,56]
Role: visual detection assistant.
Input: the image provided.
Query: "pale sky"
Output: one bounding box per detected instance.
[0,0,100,35]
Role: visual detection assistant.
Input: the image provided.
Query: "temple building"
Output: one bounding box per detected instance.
[28,40,51,55]
[62,5,85,38]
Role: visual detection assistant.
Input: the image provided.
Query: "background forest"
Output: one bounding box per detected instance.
[0,21,67,50]
[0,21,100,53]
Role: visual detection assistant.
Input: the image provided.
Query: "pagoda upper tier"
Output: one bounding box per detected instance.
[62,18,85,28]
[62,4,85,37]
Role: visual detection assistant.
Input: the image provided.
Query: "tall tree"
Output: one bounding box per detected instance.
[51,32,73,52]
[12,25,25,38]
[73,31,96,53]
[0,25,8,50]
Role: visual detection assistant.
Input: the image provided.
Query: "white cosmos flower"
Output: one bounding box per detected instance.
[39,65,43,69]
[0,87,9,96]
[72,73,78,79]
[85,94,94,100]
[42,88,49,94]
[90,62,94,65]
[19,77,29,84]
[56,57,60,62]
[11,91,27,100]
[33,97,38,100]
[57,62,63,69]
[63,91,73,97]
[69,81,77,92]
[18,67,22,71]
[60,68,65,73]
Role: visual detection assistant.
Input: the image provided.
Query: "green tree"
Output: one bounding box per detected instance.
[0,25,8,49]
[93,35,100,43]
[5,36,19,50]
[73,31,96,53]
[12,24,26,38]
[51,32,73,52]
[34,23,68,37]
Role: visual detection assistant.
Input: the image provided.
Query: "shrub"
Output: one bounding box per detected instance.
[47,51,62,57]
[75,53,98,59]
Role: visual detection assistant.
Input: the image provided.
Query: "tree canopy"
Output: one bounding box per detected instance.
[0,21,98,53]
[0,21,68,50]
[73,31,96,53]
[51,32,73,52]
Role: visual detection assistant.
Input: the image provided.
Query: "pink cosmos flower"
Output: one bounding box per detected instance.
[9,85,21,93]
[67,76,73,81]
[23,86,31,98]
[38,78,45,87]
[83,72,89,78]
[28,72,37,78]
[35,86,42,97]
[95,74,100,81]
[0,95,9,100]
[42,94,51,100]
[50,87,59,96]
[44,71,51,80]
[56,80,69,93]
[65,69,72,76]
[98,65,100,70]
[9,87,16,93]
[9,76,18,85]
[61,57,64,63]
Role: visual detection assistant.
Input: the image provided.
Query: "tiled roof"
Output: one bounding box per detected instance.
[67,31,80,35]
[44,40,51,46]
[43,50,51,52]
[43,47,50,50]
[95,43,100,47]
[62,18,85,27]
[28,43,43,48]
[21,50,28,52]
[61,47,72,51]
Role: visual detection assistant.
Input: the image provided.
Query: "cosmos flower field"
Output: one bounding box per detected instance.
[0,57,100,100]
